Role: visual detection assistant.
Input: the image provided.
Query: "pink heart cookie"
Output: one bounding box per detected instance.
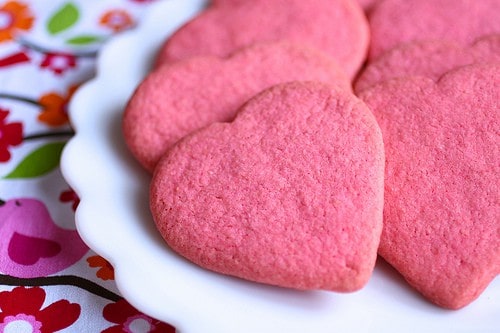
[357,0,379,12]
[123,42,351,172]
[155,0,369,78]
[368,0,500,59]
[359,63,500,309]
[212,0,377,12]
[210,0,244,6]
[355,35,500,93]
[150,82,385,291]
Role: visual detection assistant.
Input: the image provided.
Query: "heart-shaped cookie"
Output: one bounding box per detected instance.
[368,0,500,59]
[155,0,368,78]
[357,0,379,12]
[123,42,351,172]
[355,35,500,93]
[150,82,385,291]
[214,0,377,12]
[359,63,500,309]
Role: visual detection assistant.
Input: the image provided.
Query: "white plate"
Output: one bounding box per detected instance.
[61,1,500,332]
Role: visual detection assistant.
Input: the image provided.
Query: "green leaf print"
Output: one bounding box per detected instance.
[66,34,103,45]
[47,2,80,35]
[4,142,66,179]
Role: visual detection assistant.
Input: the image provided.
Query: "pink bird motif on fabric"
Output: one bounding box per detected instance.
[0,198,88,277]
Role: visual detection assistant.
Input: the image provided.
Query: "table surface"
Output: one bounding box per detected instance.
[0,0,175,331]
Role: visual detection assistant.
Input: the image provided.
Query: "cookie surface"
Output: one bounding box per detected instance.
[359,63,500,309]
[211,0,244,6]
[213,0,376,11]
[368,0,500,59]
[357,0,378,11]
[355,35,500,93]
[156,0,368,78]
[151,82,385,291]
[123,42,351,172]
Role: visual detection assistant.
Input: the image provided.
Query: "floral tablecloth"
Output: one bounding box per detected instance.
[0,0,175,331]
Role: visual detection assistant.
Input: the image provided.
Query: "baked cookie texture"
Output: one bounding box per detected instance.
[123,42,350,172]
[356,0,379,12]
[150,82,385,292]
[359,63,500,309]
[355,35,500,93]
[368,0,500,59]
[120,0,499,309]
[156,0,369,78]
[212,0,377,12]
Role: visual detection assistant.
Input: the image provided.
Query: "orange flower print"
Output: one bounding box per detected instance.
[0,1,34,43]
[37,85,78,127]
[87,255,115,280]
[99,9,134,32]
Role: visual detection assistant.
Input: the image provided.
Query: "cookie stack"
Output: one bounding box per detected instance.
[122,0,499,310]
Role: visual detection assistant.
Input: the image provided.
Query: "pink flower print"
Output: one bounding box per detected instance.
[0,198,88,278]
[0,108,23,162]
[0,286,80,332]
[40,52,76,75]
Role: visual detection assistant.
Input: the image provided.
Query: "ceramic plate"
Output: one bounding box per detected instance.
[61,1,500,332]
